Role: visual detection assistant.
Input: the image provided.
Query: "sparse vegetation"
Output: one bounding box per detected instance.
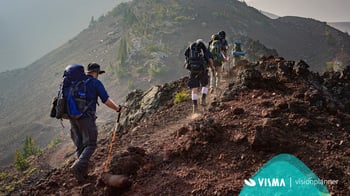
[174,16,192,22]
[23,136,41,158]
[173,89,190,105]
[14,149,29,171]
[115,63,129,79]
[89,16,96,28]
[0,172,7,180]
[117,37,128,65]
[24,167,37,176]
[135,66,145,74]
[13,136,41,171]
[47,137,61,149]
[109,2,138,25]
[148,63,165,80]
[326,61,345,72]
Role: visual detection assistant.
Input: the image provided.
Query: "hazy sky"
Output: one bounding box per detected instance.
[0,0,349,73]
[0,0,124,72]
[245,0,350,22]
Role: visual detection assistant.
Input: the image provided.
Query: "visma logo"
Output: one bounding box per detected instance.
[257,178,286,187]
[244,179,256,187]
[240,154,331,195]
[244,178,286,187]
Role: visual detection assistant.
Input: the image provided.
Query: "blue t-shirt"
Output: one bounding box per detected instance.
[85,76,109,115]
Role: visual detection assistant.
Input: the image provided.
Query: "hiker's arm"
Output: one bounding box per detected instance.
[104,98,125,113]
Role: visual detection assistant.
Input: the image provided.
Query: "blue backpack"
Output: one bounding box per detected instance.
[51,64,91,120]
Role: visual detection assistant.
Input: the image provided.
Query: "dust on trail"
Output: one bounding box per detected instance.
[190,113,202,120]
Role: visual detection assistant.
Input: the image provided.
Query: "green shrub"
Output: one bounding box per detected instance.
[174,89,190,105]
[0,172,7,180]
[117,37,128,65]
[23,136,41,158]
[14,149,29,171]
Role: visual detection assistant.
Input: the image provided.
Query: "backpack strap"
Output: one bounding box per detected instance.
[82,78,94,113]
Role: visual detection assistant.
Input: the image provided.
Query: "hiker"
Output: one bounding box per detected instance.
[232,41,246,67]
[218,31,230,73]
[184,39,214,113]
[69,63,125,182]
[209,34,228,93]
[208,34,216,51]
[218,31,229,56]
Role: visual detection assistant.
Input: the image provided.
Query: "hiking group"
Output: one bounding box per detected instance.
[184,30,245,113]
[49,29,244,183]
[51,63,125,182]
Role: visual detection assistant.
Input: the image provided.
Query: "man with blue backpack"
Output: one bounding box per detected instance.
[51,63,124,182]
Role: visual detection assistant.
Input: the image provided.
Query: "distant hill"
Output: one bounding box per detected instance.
[328,22,350,34]
[260,10,279,19]
[1,0,350,166]
[259,10,350,39]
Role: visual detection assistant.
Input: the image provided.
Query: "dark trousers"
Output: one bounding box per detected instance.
[69,117,98,173]
[188,69,209,88]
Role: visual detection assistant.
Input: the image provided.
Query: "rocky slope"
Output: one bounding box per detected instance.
[1,57,349,195]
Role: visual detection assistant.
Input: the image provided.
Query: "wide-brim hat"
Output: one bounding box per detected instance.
[87,63,105,74]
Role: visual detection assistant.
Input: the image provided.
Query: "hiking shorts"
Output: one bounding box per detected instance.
[188,70,209,88]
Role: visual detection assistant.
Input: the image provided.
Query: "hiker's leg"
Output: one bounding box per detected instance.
[191,88,199,113]
[69,119,83,158]
[222,61,227,76]
[71,117,98,174]
[216,65,222,88]
[201,87,208,105]
[188,73,200,113]
[209,68,216,92]
[200,70,209,105]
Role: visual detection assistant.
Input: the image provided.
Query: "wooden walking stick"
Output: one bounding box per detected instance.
[101,112,130,187]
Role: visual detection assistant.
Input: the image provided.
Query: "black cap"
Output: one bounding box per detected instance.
[87,63,105,74]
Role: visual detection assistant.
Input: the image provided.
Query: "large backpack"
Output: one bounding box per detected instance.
[50,64,91,120]
[209,40,224,66]
[232,41,246,56]
[186,42,205,73]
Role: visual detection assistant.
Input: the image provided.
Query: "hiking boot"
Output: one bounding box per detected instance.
[192,105,198,114]
[70,165,86,183]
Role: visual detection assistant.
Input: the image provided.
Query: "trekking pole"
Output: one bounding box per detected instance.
[101,111,130,187]
[103,112,121,172]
